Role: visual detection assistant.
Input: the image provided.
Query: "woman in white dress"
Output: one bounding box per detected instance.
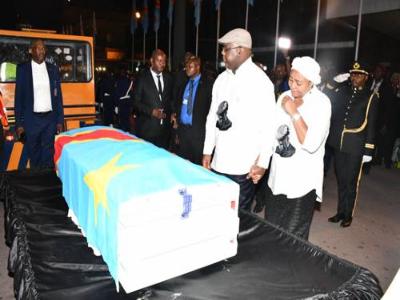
[265,56,331,240]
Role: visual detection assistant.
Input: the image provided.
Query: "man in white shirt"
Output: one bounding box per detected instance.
[202,28,276,211]
[15,39,64,168]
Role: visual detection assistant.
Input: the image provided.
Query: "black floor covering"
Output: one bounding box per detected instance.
[1,169,383,300]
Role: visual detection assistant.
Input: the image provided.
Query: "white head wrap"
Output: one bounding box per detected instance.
[291,56,321,85]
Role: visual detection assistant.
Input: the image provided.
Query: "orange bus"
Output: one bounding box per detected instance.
[0,29,96,170]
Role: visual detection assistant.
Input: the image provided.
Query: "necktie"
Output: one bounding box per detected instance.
[157,74,162,101]
[186,80,194,115]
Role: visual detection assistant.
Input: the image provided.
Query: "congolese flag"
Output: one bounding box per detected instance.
[55,126,233,283]
[154,0,160,32]
[167,0,175,25]
[142,0,149,34]
[194,0,201,27]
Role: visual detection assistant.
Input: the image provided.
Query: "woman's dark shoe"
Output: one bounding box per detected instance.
[253,202,265,213]
[340,217,353,227]
[328,214,344,223]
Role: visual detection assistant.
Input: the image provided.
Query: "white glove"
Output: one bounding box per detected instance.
[362,155,372,163]
[114,107,119,114]
[333,73,350,83]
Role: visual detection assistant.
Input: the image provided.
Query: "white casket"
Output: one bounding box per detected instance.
[55,126,240,293]
[118,183,239,292]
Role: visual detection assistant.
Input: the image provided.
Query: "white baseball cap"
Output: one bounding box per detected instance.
[218,28,252,49]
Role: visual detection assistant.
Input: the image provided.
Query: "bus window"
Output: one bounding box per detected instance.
[46,41,92,82]
[0,36,92,83]
[0,36,30,81]
[0,62,17,81]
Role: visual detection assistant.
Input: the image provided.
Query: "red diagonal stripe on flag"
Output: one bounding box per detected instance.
[54,129,138,166]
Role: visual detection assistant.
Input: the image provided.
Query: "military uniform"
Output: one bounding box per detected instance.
[327,63,379,226]
[114,75,134,132]
[97,74,116,126]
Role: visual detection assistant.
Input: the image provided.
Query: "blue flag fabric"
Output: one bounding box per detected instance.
[130,0,137,35]
[142,0,149,34]
[215,0,222,10]
[56,126,233,283]
[194,0,201,27]
[167,0,175,26]
[247,0,255,6]
[154,0,160,32]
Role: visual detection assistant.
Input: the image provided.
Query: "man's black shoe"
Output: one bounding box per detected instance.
[363,163,371,175]
[328,214,344,223]
[340,217,352,227]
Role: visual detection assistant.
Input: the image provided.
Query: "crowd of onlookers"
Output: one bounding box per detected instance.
[96,52,400,174]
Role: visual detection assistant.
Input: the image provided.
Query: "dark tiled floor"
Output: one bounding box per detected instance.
[0,165,399,299]
[309,165,400,292]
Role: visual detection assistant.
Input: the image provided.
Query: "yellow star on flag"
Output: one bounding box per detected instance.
[84,152,138,224]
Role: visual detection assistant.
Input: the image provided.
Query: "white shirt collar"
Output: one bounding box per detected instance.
[31,60,46,69]
[225,57,253,76]
[150,68,162,78]
[234,57,253,75]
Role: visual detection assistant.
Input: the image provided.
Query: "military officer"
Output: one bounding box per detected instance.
[327,62,379,227]
[114,69,134,132]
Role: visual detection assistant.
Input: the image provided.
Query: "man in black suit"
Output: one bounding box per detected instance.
[172,56,213,165]
[14,39,64,168]
[327,62,379,227]
[133,49,173,149]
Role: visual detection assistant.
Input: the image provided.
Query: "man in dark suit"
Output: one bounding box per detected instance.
[367,64,390,170]
[133,49,172,149]
[327,62,379,227]
[172,56,213,165]
[14,39,64,169]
